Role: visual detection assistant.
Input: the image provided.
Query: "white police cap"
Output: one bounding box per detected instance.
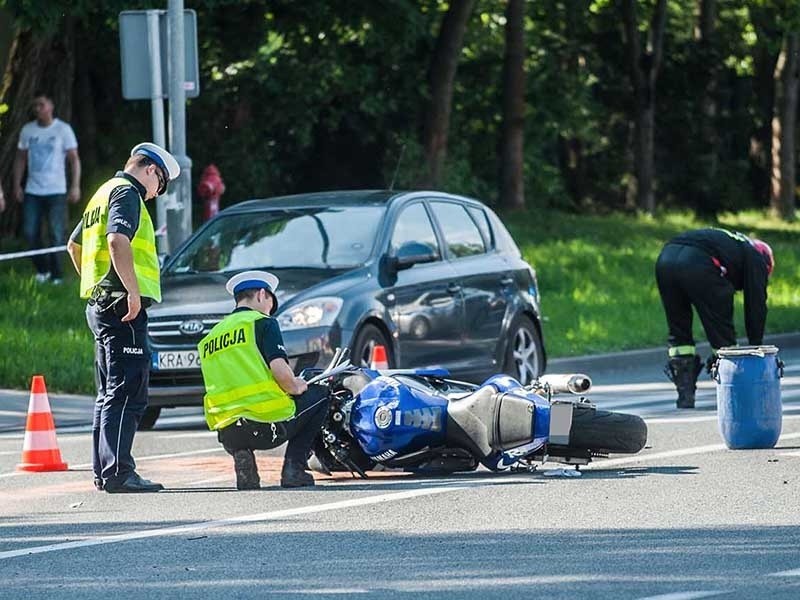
[225,270,280,295]
[225,270,280,315]
[130,142,180,193]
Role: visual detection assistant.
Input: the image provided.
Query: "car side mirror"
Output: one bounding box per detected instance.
[394,241,438,271]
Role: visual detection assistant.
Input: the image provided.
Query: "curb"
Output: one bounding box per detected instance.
[548,332,800,374]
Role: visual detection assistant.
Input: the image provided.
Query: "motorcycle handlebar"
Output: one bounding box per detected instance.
[537,373,592,394]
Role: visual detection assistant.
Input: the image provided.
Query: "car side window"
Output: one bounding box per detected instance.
[431,202,486,258]
[390,203,441,259]
[466,206,494,250]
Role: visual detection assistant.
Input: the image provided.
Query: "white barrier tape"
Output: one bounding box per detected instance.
[0,245,67,261]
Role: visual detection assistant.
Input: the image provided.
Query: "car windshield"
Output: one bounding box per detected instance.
[166,206,385,274]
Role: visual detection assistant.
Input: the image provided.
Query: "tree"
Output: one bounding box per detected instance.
[770,32,798,220]
[0,20,76,233]
[695,0,720,215]
[499,0,525,209]
[621,0,667,214]
[419,0,476,188]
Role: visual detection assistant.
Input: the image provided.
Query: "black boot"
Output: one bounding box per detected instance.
[664,355,702,408]
[280,459,315,488]
[233,449,260,490]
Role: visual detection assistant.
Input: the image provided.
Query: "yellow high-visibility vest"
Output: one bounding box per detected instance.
[198,310,295,431]
[79,177,161,302]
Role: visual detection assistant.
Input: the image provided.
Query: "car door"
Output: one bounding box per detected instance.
[429,201,511,370]
[383,201,465,369]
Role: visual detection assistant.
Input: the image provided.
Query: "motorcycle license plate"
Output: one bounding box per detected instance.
[152,351,201,370]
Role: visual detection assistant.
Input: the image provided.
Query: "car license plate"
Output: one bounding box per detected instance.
[152,350,201,371]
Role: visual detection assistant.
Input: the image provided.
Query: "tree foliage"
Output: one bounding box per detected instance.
[0,0,798,233]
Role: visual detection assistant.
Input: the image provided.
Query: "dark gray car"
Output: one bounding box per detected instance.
[143,190,546,428]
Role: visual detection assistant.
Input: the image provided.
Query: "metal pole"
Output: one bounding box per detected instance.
[167,0,192,248]
[146,10,168,254]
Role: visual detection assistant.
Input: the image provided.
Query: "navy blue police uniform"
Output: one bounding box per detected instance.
[70,172,158,491]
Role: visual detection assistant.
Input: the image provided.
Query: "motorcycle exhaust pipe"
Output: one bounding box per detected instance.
[538,373,592,394]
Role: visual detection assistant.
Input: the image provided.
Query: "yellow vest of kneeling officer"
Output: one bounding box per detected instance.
[198,270,329,489]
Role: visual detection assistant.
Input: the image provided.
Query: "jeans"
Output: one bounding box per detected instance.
[22,193,67,278]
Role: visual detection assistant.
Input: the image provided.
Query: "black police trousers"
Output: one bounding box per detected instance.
[218,385,329,464]
[655,242,736,352]
[85,298,150,484]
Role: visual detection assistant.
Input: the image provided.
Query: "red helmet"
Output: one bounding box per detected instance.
[750,239,774,276]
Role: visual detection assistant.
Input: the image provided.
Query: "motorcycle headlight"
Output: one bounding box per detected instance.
[277,297,343,331]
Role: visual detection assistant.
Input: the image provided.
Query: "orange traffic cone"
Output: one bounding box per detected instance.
[370,345,389,370]
[17,375,68,472]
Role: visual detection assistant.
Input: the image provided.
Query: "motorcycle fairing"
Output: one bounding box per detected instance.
[350,375,448,458]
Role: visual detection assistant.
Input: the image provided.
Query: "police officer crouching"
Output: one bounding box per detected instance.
[198,271,330,489]
[66,143,179,493]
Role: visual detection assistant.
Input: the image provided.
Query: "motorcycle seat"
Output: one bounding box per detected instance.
[447,385,535,459]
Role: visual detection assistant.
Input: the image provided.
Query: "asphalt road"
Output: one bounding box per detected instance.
[0,346,799,599]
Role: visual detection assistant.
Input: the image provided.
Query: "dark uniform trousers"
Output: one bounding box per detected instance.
[218,385,329,464]
[85,297,150,483]
[655,243,736,351]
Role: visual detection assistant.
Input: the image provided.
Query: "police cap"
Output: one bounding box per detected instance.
[225,270,280,315]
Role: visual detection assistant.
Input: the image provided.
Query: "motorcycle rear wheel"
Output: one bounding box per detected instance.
[566,405,647,454]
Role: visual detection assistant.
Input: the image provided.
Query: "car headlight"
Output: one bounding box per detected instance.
[277,297,343,331]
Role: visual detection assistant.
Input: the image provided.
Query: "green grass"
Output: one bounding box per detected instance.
[0,264,95,394]
[506,209,800,357]
[2,209,799,393]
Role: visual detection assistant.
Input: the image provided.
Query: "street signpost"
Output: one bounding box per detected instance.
[119,7,198,253]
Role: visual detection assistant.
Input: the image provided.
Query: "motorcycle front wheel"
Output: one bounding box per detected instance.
[566,405,648,454]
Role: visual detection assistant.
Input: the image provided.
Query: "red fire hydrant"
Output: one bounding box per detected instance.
[197,164,226,221]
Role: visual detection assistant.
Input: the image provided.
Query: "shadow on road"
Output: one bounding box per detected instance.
[1,523,799,599]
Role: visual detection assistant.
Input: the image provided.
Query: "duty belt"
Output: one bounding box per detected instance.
[88,289,126,307]
[88,288,153,310]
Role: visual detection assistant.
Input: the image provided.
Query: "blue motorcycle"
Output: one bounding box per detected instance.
[307,349,648,477]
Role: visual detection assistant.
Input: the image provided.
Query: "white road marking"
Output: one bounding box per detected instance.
[271,588,368,595]
[634,592,729,600]
[767,567,800,577]
[593,375,800,393]
[647,413,800,425]
[595,394,800,414]
[0,480,536,560]
[586,431,800,470]
[778,451,800,458]
[0,410,28,418]
[0,447,224,479]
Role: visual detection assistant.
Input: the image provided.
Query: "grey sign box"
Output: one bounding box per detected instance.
[119,9,200,100]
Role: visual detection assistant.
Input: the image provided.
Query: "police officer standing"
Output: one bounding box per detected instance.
[655,228,774,408]
[198,270,329,489]
[66,143,179,493]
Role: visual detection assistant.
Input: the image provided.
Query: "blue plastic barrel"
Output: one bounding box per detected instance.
[715,345,782,449]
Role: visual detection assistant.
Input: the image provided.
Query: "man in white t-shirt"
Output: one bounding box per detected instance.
[13,92,81,284]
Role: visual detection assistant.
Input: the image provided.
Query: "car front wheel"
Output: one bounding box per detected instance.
[503,315,543,385]
[350,323,394,368]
